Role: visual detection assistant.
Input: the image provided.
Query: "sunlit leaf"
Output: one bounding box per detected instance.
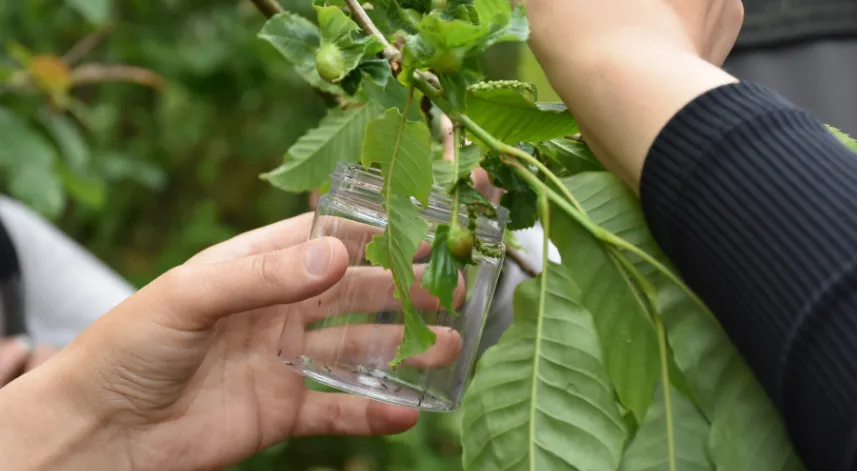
[361,107,436,366]
[620,383,712,471]
[550,172,661,422]
[262,104,381,193]
[461,262,627,471]
[466,81,578,144]
[257,12,342,94]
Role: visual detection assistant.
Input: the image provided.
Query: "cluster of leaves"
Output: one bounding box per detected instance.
[257,0,857,469]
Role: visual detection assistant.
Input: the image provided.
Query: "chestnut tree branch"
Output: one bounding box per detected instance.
[63,23,115,66]
[249,0,284,18]
[343,0,401,61]
[70,64,164,89]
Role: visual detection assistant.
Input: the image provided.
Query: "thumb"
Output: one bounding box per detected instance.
[139,237,349,331]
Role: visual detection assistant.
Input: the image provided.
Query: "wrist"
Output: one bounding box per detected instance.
[0,354,130,471]
[540,39,737,191]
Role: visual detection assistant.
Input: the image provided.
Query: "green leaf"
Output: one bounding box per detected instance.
[538,138,604,176]
[367,0,422,35]
[827,124,857,153]
[257,12,342,94]
[59,166,106,209]
[315,5,382,83]
[550,172,661,422]
[364,73,424,122]
[432,144,483,188]
[474,0,511,25]
[39,112,90,173]
[0,107,65,217]
[361,107,436,366]
[466,81,578,144]
[66,0,111,25]
[421,224,463,313]
[658,284,804,471]
[461,262,627,471]
[481,152,538,230]
[620,384,713,471]
[261,104,381,193]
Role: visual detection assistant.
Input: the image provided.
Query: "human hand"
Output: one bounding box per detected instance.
[526,0,744,190]
[0,337,57,386]
[0,213,459,471]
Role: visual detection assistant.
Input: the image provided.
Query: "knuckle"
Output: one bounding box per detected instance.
[251,252,287,288]
[161,264,197,295]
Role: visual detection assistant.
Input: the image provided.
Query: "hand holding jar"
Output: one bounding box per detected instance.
[0,212,467,471]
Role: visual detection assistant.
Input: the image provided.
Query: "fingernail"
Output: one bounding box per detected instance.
[304,239,332,276]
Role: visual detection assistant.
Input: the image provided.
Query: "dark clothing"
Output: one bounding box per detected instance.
[0,217,24,336]
[641,81,857,471]
[738,0,857,48]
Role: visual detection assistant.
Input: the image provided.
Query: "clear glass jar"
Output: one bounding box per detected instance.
[277,162,508,411]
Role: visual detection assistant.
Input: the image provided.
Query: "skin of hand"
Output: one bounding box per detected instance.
[0,213,461,471]
[526,0,745,191]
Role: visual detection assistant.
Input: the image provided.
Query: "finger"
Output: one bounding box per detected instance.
[301,264,466,325]
[312,215,431,263]
[0,336,31,386]
[304,325,462,368]
[291,391,419,437]
[25,345,58,371]
[147,237,349,331]
[188,213,316,264]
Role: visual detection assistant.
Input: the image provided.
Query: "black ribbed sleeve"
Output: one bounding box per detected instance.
[640,82,857,471]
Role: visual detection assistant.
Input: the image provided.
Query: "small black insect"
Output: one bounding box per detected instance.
[284,361,294,366]
[277,349,282,356]
[324,366,332,373]
[394,386,402,393]
[380,383,388,390]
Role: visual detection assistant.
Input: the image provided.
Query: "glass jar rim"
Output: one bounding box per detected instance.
[330,162,511,225]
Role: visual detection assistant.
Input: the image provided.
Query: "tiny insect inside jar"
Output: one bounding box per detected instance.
[277,162,508,411]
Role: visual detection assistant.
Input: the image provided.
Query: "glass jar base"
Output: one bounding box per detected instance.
[282,357,456,412]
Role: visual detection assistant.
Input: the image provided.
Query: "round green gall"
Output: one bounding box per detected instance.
[446,225,474,262]
[429,49,464,75]
[315,43,346,83]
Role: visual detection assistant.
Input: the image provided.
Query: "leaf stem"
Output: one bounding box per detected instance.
[530,191,551,471]
[613,252,676,471]
[343,0,402,62]
[654,314,677,471]
[451,124,462,228]
[249,0,284,18]
[507,159,711,318]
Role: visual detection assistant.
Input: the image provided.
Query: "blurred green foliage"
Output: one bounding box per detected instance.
[0,0,548,469]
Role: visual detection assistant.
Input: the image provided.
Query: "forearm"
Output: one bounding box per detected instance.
[533,38,736,191]
[0,360,126,470]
